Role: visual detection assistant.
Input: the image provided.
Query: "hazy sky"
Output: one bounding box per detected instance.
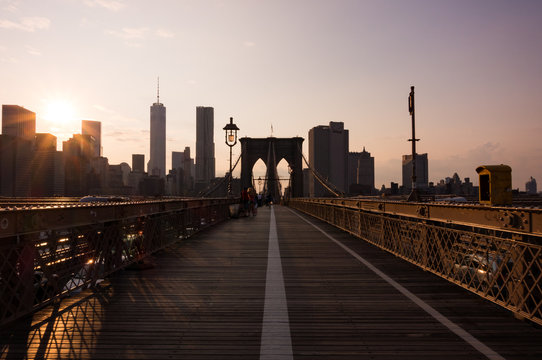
[1,0,541,189]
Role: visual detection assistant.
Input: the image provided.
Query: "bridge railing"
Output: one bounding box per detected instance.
[0,198,237,327]
[289,198,542,326]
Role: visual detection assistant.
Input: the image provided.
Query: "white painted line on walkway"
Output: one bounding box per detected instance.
[260,206,293,360]
[288,208,506,360]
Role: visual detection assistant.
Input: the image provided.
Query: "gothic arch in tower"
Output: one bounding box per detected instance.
[240,137,304,199]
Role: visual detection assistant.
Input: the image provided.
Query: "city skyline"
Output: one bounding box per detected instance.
[1,1,541,188]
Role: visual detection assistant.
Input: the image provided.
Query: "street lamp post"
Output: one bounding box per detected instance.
[223,117,239,197]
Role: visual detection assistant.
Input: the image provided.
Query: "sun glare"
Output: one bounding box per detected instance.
[44,100,76,125]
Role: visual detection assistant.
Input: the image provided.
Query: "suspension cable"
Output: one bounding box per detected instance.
[198,151,242,197]
[297,143,343,197]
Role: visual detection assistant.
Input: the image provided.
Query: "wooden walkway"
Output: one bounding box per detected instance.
[2,205,542,359]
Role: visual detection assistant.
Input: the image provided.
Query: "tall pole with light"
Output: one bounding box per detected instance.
[223,117,239,197]
[407,86,420,202]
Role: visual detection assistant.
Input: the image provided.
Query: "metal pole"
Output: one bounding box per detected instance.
[408,86,419,202]
[228,145,233,196]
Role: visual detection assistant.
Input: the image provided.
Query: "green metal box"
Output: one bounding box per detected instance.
[476,165,512,206]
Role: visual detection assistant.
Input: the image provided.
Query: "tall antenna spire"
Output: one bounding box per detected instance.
[157,76,160,103]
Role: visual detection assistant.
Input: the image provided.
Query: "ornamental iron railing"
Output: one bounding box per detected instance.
[289,198,542,326]
[0,198,236,328]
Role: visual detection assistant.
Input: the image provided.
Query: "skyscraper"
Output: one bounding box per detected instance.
[357,147,375,190]
[526,176,537,195]
[308,121,349,197]
[129,154,145,195]
[2,105,36,141]
[172,151,183,170]
[32,133,58,197]
[148,84,166,178]
[132,154,145,173]
[63,134,95,196]
[402,153,429,190]
[195,106,215,189]
[0,135,32,196]
[82,120,101,158]
[1,105,36,196]
[348,147,375,194]
[183,147,195,193]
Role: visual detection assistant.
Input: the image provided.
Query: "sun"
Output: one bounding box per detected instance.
[43,100,76,125]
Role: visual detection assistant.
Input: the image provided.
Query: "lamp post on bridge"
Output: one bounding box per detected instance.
[223,117,239,197]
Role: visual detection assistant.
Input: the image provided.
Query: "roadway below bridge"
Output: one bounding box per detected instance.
[1,206,541,359]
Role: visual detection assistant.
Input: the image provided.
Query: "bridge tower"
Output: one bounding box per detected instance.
[240,137,304,199]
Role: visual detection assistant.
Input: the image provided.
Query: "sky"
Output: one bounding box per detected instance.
[1,0,541,190]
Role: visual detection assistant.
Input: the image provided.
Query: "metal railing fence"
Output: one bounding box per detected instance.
[289,198,542,326]
[0,198,237,327]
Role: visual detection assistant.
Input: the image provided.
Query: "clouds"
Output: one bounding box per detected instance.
[25,45,41,56]
[106,27,149,40]
[84,0,125,12]
[107,30,146,47]
[1,0,19,13]
[156,29,174,39]
[106,27,174,46]
[93,104,137,124]
[94,105,147,153]
[0,16,50,32]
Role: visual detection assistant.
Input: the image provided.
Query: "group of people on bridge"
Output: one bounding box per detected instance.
[240,187,273,217]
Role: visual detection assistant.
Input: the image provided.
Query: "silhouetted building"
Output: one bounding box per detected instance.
[171,151,184,195]
[2,105,36,141]
[172,151,183,170]
[63,134,95,196]
[31,133,58,197]
[432,173,475,197]
[0,135,33,197]
[402,153,428,191]
[128,154,145,195]
[106,163,131,194]
[1,105,35,197]
[358,148,375,190]
[166,168,183,196]
[148,95,166,178]
[120,162,131,187]
[308,121,348,197]
[526,176,537,195]
[82,120,101,158]
[183,147,195,194]
[108,165,124,189]
[348,147,375,195]
[348,152,361,192]
[463,177,475,196]
[132,154,145,173]
[53,151,65,195]
[171,148,194,195]
[195,106,215,191]
[141,176,164,196]
[89,157,108,194]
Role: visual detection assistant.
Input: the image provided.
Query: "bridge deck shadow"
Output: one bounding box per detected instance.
[1,205,541,359]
